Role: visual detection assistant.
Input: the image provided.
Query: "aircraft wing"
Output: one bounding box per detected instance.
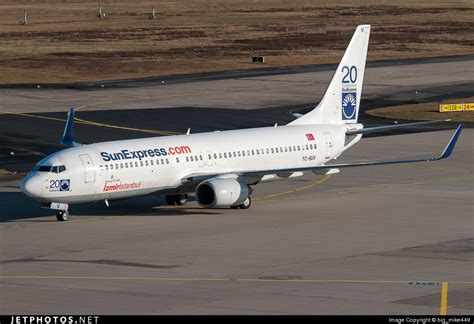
[183,123,463,184]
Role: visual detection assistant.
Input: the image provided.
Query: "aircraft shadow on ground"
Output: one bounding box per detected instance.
[0,192,222,222]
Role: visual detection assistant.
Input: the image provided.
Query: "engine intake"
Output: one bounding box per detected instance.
[195,178,250,208]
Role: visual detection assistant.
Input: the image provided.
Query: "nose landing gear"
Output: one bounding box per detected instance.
[42,203,70,221]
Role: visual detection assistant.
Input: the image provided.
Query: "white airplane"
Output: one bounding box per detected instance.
[21,25,463,221]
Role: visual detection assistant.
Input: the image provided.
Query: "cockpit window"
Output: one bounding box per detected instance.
[35,165,66,173]
[51,165,66,173]
[36,165,52,172]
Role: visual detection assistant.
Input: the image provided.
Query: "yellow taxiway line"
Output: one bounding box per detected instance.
[254,174,332,200]
[1,275,472,286]
[0,275,464,314]
[255,174,474,205]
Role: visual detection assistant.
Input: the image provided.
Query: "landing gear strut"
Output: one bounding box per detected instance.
[165,194,188,206]
[56,210,69,221]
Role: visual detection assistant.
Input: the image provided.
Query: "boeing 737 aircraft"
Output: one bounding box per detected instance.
[21,25,463,221]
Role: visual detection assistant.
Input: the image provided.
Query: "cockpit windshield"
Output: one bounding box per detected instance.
[35,165,66,173]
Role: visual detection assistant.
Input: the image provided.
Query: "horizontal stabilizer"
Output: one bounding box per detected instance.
[346,119,451,136]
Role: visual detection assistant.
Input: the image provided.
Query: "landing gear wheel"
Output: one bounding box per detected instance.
[239,197,251,209]
[165,195,176,205]
[176,194,188,206]
[56,210,69,221]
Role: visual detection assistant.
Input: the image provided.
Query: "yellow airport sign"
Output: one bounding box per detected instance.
[463,103,474,111]
[439,104,462,112]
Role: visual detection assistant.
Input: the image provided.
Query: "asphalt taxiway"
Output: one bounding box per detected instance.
[0,56,473,314]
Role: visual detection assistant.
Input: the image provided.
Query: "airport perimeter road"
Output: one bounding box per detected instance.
[0,128,473,314]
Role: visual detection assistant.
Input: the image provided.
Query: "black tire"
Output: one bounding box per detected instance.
[165,195,176,205]
[239,197,251,209]
[230,205,239,209]
[176,194,188,206]
[56,210,69,221]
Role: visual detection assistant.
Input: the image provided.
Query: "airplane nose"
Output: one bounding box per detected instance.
[20,175,43,198]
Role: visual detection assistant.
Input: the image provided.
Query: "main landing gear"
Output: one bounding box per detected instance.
[230,196,251,209]
[165,194,188,206]
[56,210,70,221]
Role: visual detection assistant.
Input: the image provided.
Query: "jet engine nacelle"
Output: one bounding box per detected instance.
[195,178,250,208]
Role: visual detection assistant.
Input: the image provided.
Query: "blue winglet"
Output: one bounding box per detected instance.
[60,108,81,147]
[437,123,463,160]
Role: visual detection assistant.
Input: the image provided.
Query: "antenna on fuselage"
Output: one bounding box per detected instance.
[186,128,191,135]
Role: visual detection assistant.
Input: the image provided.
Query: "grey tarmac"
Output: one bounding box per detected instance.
[0,56,473,314]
